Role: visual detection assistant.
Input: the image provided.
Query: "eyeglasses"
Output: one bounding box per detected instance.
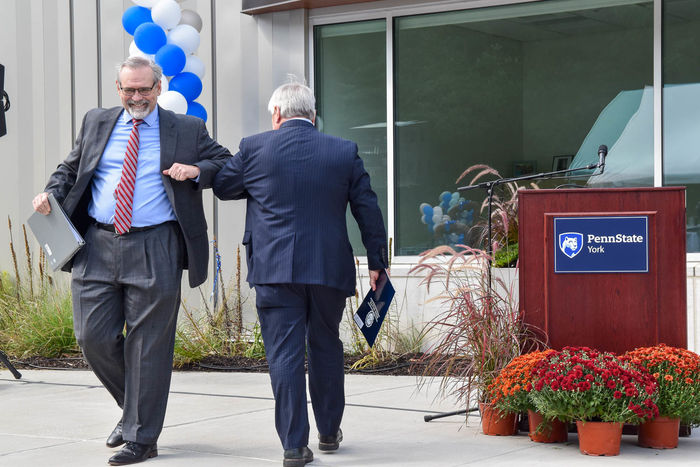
[119,82,158,97]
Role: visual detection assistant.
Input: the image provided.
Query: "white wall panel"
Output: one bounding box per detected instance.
[0,0,20,274]
[72,0,99,136]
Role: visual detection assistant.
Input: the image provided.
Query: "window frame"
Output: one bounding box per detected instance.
[308,0,699,263]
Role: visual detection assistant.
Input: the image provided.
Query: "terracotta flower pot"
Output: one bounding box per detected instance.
[527,409,568,443]
[576,420,623,456]
[638,416,680,449]
[479,402,517,436]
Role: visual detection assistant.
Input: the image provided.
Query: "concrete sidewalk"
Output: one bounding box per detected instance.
[1,369,699,466]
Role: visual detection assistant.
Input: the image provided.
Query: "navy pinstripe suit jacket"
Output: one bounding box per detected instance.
[213,119,388,297]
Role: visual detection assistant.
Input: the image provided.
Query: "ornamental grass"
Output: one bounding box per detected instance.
[412,245,532,405]
[487,349,555,414]
[625,344,700,426]
[529,346,659,424]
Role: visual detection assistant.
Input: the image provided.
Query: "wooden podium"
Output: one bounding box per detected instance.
[518,187,686,354]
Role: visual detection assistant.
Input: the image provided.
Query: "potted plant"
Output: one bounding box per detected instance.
[412,245,533,435]
[486,349,568,442]
[529,346,659,456]
[625,344,700,448]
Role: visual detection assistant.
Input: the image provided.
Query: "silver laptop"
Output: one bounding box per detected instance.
[27,193,85,271]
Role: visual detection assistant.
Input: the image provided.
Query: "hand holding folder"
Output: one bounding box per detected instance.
[353,269,395,347]
[27,193,85,271]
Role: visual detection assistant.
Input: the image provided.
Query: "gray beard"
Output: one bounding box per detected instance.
[126,101,150,119]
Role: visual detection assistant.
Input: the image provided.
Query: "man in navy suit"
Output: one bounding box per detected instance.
[214,82,388,467]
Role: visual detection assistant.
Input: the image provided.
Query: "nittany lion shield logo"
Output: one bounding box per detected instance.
[559,232,583,259]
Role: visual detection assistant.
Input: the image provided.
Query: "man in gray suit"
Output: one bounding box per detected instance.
[32,57,230,465]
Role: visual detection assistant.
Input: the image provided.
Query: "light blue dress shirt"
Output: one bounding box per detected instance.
[88,108,176,227]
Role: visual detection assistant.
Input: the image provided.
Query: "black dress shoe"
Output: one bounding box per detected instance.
[318,428,343,451]
[108,441,158,465]
[106,420,125,448]
[283,446,313,467]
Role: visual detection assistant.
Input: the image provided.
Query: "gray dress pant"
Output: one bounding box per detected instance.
[71,222,184,444]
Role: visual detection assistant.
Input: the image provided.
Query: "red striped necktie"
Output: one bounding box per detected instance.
[114,118,143,235]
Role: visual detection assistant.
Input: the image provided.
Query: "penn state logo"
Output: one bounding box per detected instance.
[559,232,583,259]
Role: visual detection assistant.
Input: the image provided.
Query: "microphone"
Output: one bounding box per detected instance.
[598,144,608,174]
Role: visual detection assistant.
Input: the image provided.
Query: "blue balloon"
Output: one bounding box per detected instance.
[134,23,166,54]
[155,44,186,76]
[422,205,433,216]
[169,72,203,102]
[186,101,208,122]
[122,6,152,36]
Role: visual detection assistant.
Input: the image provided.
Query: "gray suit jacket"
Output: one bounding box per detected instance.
[44,105,230,288]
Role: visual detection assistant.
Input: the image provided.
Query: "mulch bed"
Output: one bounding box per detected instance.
[9,353,429,376]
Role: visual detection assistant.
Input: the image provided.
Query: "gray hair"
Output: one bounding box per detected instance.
[116,56,162,85]
[267,81,316,120]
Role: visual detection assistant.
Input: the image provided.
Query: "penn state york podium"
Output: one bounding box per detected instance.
[518,187,687,354]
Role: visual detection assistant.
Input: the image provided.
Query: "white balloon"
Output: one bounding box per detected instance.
[152,0,181,30]
[128,40,155,61]
[182,55,205,79]
[158,90,187,114]
[179,9,203,32]
[132,0,159,7]
[167,24,200,55]
[160,74,169,93]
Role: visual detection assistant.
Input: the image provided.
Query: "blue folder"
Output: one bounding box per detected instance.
[353,269,395,348]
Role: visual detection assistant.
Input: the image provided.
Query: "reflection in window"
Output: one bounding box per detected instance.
[314,20,387,256]
[394,0,653,255]
[663,0,700,252]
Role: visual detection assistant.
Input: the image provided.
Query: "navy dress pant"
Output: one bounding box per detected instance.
[255,283,346,450]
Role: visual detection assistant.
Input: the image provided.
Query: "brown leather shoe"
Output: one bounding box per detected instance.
[106,420,125,448]
[319,428,343,451]
[108,441,157,465]
[283,446,313,467]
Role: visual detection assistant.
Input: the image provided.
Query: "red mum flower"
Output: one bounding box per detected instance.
[614,391,623,399]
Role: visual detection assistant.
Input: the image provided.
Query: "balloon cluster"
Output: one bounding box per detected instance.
[122,0,208,122]
[419,191,475,246]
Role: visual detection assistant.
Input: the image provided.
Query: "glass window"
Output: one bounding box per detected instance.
[394,0,654,255]
[663,0,700,252]
[314,20,388,256]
